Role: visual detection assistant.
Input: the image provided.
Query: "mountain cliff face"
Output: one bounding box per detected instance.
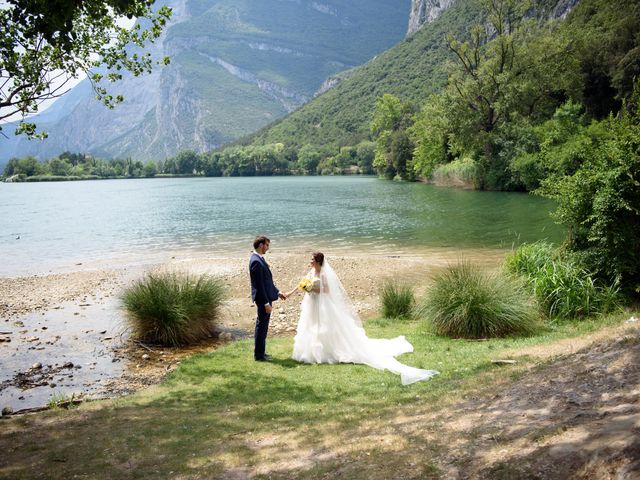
[1,0,411,162]
[406,0,580,36]
[407,0,455,36]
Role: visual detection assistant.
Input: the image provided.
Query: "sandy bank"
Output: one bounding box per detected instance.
[1,248,507,331]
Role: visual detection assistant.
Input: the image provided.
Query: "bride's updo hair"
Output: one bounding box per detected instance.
[312,251,324,266]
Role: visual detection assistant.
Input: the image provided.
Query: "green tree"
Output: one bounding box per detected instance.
[355,141,375,174]
[14,156,43,177]
[443,0,579,188]
[537,88,640,297]
[3,158,20,176]
[510,101,594,190]
[566,0,640,118]
[253,144,286,175]
[0,0,171,138]
[49,157,73,176]
[174,150,199,175]
[202,152,223,177]
[333,146,357,170]
[370,93,415,179]
[297,144,321,174]
[70,163,86,176]
[409,94,451,178]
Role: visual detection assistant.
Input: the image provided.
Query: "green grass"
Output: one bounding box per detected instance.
[380,281,415,319]
[0,309,631,479]
[46,391,75,410]
[503,241,555,277]
[431,157,480,186]
[0,310,630,479]
[122,272,226,346]
[420,262,539,338]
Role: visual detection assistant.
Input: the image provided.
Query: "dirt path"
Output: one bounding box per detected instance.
[423,321,640,479]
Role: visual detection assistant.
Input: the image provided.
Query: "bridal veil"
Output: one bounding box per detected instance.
[292,259,439,385]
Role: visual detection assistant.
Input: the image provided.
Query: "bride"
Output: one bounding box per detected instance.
[285,252,439,385]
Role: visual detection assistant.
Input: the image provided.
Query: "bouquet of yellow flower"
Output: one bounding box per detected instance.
[298,277,313,293]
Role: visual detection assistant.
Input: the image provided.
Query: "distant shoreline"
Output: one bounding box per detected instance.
[2,172,376,183]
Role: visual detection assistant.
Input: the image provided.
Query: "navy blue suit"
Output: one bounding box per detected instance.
[249,253,280,360]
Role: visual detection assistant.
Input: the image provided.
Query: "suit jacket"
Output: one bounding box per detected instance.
[249,253,279,306]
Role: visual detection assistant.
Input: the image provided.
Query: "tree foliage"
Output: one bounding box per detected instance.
[537,86,640,296]
[370,93,415,180]
[0,0,171,138]
[2,140,379,181]
[433,0,579,188]
[566,0,640,117]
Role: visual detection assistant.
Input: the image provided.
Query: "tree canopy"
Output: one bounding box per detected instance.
[0,0,171,138]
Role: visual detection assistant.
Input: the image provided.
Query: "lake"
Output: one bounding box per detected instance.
[0,176,563,276]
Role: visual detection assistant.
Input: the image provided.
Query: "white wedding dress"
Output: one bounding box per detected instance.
[292,261,439,385]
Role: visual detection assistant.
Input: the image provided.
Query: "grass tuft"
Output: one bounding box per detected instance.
[420,262,538,338]
[122,272,226,346]
[380,280,415,319]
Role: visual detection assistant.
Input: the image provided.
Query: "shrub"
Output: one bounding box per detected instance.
[431,157,479,188]
[505,244,621,318]
[380,281,415,319]
[503,241,555,277]
[537,90,640,298]
[122,272,226,346]
[421,262,538,338]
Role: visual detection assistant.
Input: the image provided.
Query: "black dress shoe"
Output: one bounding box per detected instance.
[264,354,272,359]
[255,357,272,362]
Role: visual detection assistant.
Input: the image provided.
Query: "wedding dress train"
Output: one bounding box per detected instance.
[292,261,439,385]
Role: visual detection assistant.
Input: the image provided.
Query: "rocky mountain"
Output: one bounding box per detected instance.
[241,0,582,150]
[406,0,455,35]
[405,0,580,36]
[0,0,411,163]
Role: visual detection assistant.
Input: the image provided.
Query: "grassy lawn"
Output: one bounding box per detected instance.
[0,311,630,479]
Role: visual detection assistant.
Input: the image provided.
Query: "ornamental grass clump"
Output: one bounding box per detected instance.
[421,262,538,338]
[504,244,621,318]
[122,272,226,346]
[380,281,415,319]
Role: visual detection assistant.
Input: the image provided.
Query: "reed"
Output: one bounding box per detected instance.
[505,244,621,318]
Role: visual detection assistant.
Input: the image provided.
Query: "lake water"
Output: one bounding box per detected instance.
[0,176,563,276]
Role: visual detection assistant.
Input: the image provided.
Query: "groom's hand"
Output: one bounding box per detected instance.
[265,304,273,314]
[279,292,287,300]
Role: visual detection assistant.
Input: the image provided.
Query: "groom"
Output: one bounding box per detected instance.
[249,235,286,361]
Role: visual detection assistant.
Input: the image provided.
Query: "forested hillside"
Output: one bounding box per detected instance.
[239,1,481,150]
